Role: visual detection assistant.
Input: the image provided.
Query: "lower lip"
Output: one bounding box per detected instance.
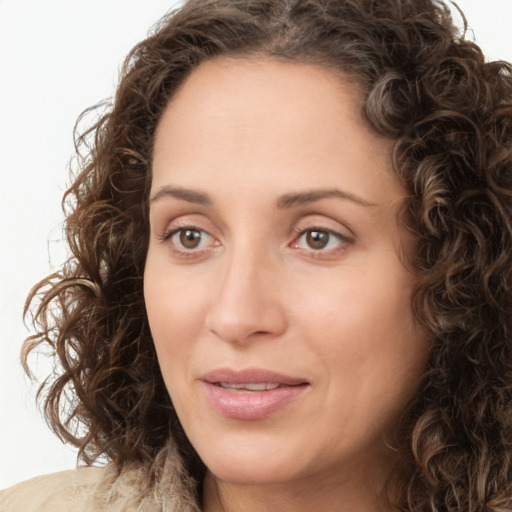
[202,382,309,420]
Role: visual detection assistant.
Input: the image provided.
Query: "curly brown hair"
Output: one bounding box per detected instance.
[23,0,512,509]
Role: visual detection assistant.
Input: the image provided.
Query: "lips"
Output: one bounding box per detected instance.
[201,368,310,420]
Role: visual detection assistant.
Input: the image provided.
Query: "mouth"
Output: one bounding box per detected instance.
[201,368,310,419]
[202,368,308,386]
[215,382,286,392]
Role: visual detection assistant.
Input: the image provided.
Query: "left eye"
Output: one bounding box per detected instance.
[295,229,343,251]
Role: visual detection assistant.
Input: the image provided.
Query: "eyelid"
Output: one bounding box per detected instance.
[160,226,209,242]
[157,218,220,259]
[289,228,353,261]
[156,213,216,241]
[293,224,354,241]
[292,213,356,239]
[292,226,353,245]
[289,214,356,257]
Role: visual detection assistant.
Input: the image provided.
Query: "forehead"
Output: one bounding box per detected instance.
[151,57,401,209]
[155,57,367,153]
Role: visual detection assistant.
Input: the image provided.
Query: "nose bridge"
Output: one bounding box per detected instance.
[205,237,286,344]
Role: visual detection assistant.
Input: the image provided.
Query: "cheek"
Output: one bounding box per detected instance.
[291,261,416,342]
[294,259,429,393]
[143,255,209,377]
[340,278,429,418]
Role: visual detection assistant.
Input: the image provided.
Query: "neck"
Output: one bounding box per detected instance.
[201,465,400,512]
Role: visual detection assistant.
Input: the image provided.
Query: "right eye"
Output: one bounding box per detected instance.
[163,227,216,254]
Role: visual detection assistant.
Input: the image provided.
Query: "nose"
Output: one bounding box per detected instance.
[205,247,287,345]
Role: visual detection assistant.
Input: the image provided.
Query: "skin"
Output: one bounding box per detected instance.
[144,57,431,512]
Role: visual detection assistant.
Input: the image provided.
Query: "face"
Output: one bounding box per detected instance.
[144,57,430,490]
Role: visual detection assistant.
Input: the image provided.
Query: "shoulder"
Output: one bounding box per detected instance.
[0,466,115,512]
[0,458,200,512]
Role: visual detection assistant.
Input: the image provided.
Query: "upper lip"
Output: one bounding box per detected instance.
[201,368,309,386]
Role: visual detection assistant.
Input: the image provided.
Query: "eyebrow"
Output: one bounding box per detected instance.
[149,185,376,209]
[276,189,377,209]
[150,186,212,205]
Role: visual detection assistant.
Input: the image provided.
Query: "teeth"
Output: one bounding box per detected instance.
[219,382,280,391]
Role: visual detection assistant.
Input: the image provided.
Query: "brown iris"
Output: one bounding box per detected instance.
[179,229,202,249]
[306,230,330,250]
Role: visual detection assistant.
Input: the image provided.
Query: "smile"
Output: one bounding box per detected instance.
[201,368,310,420]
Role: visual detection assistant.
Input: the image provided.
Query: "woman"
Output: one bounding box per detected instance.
[2,0,512,510]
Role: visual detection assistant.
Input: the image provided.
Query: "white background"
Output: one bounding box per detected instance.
[1,0,512,490]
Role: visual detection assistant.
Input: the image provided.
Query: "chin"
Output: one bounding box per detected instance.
[196,436,307,486]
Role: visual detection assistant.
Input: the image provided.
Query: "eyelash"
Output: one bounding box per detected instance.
[159,226,216,258]
[291,226,353,258]
[158,224,354,259]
